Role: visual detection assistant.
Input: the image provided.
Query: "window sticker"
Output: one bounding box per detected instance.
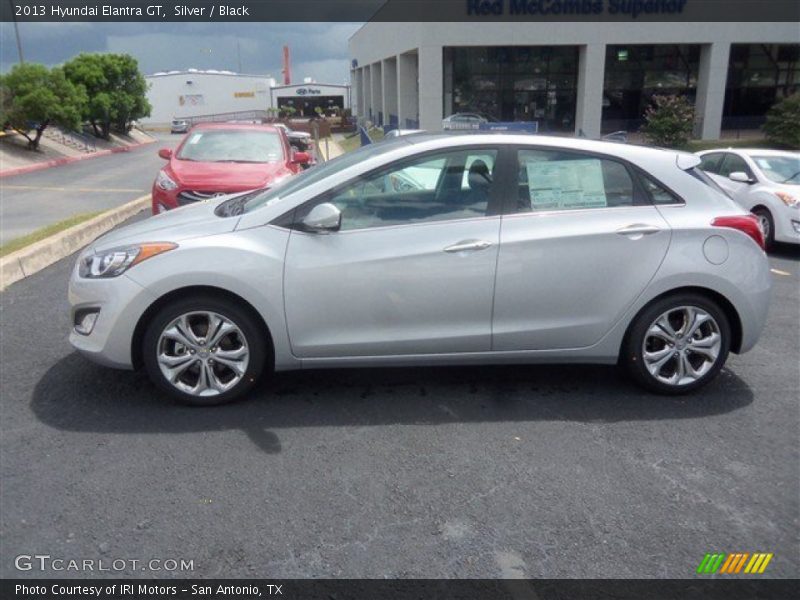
[755,159,771,170]
[188,133,203,145]
[526,159,608,210]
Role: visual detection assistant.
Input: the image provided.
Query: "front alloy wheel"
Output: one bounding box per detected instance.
[622,294,731,395]
[143,296,267,405]
[157,312,250,397]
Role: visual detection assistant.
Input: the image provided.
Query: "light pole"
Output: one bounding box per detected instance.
[9,0,24,64]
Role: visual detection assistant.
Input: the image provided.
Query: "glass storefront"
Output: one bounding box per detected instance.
[444,46,579,132]
[602,44,700,133]
[723,44,800,130]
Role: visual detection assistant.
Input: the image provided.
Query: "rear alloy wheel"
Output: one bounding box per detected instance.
[752,207,775,251]
[622,294,731,395]
[143,296,267,406]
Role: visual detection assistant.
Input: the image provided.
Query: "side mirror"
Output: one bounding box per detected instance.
[158,148,173,160]
[729,171,754,184]
[292,151,311,164]
[300,203,341,232]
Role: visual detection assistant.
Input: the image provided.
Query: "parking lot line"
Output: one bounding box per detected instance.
[2,185,147,193]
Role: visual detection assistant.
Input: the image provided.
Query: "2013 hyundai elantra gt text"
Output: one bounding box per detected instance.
[69,134,771,406]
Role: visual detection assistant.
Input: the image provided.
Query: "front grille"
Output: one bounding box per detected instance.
[177,190,225,206]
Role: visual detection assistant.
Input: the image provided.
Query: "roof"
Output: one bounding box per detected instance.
[271,82,350,90]
[399,132,692,163]
[697,148,800,157]
[147,70,273,80]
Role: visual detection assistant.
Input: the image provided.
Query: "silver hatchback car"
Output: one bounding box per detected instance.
[69,134,771,405]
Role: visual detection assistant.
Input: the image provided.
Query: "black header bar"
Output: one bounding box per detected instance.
[2,0,799,22]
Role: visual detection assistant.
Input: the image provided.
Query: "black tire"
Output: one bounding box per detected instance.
[142,294,269,406]
[752,207,775,252]
[621,293,731,395]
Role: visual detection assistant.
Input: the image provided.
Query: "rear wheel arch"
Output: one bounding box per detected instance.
[131,285,274,371]
[620,286,744,358]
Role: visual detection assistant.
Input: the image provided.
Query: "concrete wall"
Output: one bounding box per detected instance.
[349,22,798,138]
[144,72,274,125]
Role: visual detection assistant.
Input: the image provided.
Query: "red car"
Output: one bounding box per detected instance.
[151,123,310,214]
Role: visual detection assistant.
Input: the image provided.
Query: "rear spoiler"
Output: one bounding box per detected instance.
[677,153,701,171]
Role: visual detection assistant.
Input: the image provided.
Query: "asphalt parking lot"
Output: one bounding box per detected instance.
[0,210,798,579]
[1,133,173,241]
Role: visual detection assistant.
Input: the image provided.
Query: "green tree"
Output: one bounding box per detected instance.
[63,53,151,138]
[641,94,695,148]
[763,94,800,149]
[0,63,86,150]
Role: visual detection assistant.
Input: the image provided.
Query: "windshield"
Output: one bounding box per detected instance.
[751,155,800,185]
[230,137,411,214]
[177,129,284,163]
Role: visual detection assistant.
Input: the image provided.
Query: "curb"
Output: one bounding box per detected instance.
[0,137,157,179]
[0,194,151,291]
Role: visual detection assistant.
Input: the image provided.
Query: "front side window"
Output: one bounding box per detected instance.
[699,152,724,174]
[515,149,638,213]
[718,153,754,179]
[302,148,498,231]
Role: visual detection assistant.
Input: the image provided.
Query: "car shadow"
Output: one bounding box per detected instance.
[31,352,754,455]
[770,242,800,261]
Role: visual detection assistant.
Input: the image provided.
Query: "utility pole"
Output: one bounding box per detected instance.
[9,0,24,64]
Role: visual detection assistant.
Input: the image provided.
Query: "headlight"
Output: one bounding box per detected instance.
[79,243,177,278]
[775,191,799,208]
[156,170,178,191]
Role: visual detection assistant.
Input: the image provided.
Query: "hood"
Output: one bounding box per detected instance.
[91,196,241,252]
[168,159,289,190]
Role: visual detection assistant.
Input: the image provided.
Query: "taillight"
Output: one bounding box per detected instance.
[711,215,765,251]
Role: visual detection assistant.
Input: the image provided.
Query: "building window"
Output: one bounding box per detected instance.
[602,44,700,134]
[444,46,579,132]
[723,44,800,130]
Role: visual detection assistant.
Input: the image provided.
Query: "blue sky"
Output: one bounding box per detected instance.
[0,22,362,84]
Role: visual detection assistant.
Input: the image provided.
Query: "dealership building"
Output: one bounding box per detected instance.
[349,20,799,139]
[271,83,352,116]
[143,71,350,125]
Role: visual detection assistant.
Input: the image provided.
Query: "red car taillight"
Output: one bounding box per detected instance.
[711,215,765,251]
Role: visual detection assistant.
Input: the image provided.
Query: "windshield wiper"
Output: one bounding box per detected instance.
[215,159,265,164]
[215,189,268,217]
[782,171,800,183]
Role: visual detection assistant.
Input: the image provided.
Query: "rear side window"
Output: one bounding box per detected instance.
[515,149,640,213]
[699,152,724,174]
[638,172,683,205]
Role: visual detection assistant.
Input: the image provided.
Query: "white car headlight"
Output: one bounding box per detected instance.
[79,243,177,278]
[156,170,178,191]
[775,191,799,209]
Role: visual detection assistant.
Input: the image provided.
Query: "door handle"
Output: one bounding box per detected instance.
[443,239,493,253]
[616,224,662,237]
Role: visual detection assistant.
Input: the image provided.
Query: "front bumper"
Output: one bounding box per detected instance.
[774,213,800,245]
[68,263,158,369]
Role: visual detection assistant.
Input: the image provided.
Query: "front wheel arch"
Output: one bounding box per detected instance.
[131,285,274,371]
[619,286,744,361]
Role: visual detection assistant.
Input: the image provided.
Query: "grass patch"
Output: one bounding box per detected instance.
[338,127,386,154]
[0,211,103,257]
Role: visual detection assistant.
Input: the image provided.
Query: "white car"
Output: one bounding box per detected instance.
[696,149,800,249]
